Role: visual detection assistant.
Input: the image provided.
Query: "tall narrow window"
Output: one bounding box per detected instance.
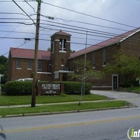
[103,49,106,66]
[92,52,96,68]
[27,60,32,69]
[51,41,54,53]
[59,38,66,52]
[17,59,21,69]
[59,38,62,51]
[38,60,42,70]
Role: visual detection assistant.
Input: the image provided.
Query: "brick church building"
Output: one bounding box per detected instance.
[8,28,140,89]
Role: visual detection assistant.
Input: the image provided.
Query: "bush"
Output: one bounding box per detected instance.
[63,82,91,95]
[120,80,139,87]
[5,81,32,95]
[39,81,92,95]
[1,84,5,92]
[5,81,92,95]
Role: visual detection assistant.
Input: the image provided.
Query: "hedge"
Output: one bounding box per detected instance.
[5,81,92,95]
[5,81,32,95]
[1,84,5,92]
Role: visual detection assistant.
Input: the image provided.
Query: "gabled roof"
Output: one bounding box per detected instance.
[10,48,50,60]
[69,28,140,59]
[51,30,71,37]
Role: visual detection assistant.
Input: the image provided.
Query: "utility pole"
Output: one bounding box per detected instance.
[31,0,41,107]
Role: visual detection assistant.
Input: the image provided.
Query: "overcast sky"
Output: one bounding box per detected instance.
[0,0,139,57]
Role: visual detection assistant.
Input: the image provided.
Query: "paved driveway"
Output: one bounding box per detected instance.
[91,90,140,107]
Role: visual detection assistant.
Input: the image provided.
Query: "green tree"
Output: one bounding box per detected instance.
[105,51,140,86]
[68,59,104,105]
[69,59,103,81]
[0,56,7,65]
[0,56,7,84]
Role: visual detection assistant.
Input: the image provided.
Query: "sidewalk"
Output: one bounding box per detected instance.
[0,100,114,109]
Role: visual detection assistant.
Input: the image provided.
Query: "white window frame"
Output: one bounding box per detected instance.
[102,49,106,67]
[38,60,42,70]
[17,59,21,69]
[55,72,59,79]
[92,52,96,69]
[27,60,32,70]
[51,41,54,53]
[59,39,66,52]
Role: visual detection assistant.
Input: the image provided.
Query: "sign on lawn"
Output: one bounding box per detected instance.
[38,83,61,95]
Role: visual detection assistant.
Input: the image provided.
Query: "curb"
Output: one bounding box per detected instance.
[3,105,133,118]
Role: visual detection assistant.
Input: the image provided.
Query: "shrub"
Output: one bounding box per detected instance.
[63,82,91,95]
[39,81,92,95]
[5,81,92,95]
[1,84,5,92]
[5,81,32,95]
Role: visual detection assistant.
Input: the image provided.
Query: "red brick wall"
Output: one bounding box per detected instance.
[121,32,140,57]
[68,43,119,87]
[8,58,50,81]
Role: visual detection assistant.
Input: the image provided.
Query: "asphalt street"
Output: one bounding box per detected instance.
[0,107,140,140]
[0,90,140,140]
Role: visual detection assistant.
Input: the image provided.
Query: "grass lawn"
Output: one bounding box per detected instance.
[0,100,129,117]
[0,94,108,106]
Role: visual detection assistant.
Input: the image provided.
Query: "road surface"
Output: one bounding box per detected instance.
[0,107,140,140]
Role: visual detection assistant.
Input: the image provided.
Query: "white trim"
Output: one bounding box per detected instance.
[66,41,70,43]
[54,70,74,74]
[54,39,59,42]
[59,51,66,53]
[37,72,52,74]
[102,65,106,68]
[120,28,140,42]
[112,74,119,90]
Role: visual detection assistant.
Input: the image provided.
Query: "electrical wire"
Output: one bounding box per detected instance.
[40,14,130,32]
[12,0,36,25]
[40,21,119,37]
[42,2,137,28]
[2,40,32,56]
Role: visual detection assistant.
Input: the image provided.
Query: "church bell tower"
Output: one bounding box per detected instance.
[50,30,71,81]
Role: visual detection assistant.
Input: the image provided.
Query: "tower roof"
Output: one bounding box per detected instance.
[51,30,71,37]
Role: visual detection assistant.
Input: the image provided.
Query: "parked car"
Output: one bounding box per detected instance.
[15,78,33,81]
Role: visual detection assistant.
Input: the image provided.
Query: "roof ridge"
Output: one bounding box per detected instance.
[10,47,50,53]
[69,28,140,59]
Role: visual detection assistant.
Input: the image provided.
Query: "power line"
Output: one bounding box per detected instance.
[12,0,36,25]
[0,29,35,35]
[0,13,131,32]
[0,12,26,16]
[40,21,119,37]
[40,14,130,32]
[2,40,32,56]
[42,2,137,29]
[0,21,34,25]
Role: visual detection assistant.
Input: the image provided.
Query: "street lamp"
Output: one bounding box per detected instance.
[0,74,4,95]
[79,31,88,105]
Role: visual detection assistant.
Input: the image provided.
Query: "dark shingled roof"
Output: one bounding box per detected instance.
[10,48,50,60]
[69,28,140,59]
[51,30,71,37]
